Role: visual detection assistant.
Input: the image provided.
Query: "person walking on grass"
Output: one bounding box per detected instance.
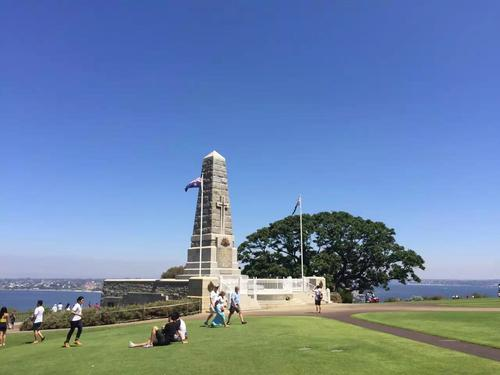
[210,291,228,328]
[63,296,84,348]
[314,285,323,313]
[0,307,9,347]
[129,311,182,348]
[227,287,247,325]
[203,284,220,326]
[32,300,45,344]
[9,310,16,330]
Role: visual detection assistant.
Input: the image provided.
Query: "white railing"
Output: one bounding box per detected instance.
[218,275,329,303]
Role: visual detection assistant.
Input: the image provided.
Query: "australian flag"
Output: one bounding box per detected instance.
[184,177,202,192]
[292,196,301,215]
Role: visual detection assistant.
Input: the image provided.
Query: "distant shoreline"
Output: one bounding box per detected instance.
[0,289,102,293]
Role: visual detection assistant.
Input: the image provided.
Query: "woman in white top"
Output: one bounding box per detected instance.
[63,296,84,348]
[32,300,45,344]
[203,283,220,326]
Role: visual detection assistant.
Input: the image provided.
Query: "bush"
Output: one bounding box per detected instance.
[385,297,401,303]
[408,295,424,302]
[338,290,353,304]
[423,295,444,301]
[20,299,200,331]
[330,292,342,303]
[472,292,487,299]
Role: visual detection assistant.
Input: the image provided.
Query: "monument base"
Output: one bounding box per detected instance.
[178,241,241,279]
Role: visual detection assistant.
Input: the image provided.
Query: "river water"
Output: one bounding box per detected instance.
[0,290,102,311]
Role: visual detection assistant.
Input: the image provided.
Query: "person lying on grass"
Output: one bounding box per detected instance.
[128,311,186,348]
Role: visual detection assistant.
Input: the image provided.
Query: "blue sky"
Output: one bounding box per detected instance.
[1,1,499,278]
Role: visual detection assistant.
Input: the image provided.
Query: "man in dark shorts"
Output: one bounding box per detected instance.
[32,300,45,344]
[314,285,323,313]
[128,312,181,348]
[227,287,247,325]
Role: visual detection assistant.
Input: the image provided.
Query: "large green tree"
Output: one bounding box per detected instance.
[161,265,185,279]
[238,211,425,292]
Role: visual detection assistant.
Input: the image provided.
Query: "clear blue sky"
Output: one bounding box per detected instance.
[1,1,499,279]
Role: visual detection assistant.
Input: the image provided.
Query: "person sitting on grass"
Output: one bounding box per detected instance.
[173,313,188,344]
[210,291,228,328]
[129,311,183,348]
[0,306,9,347]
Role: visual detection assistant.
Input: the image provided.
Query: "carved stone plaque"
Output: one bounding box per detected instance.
[217,247,233,268]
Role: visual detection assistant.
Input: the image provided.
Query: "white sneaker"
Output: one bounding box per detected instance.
[128,341,135,348]
[143,344,153,348]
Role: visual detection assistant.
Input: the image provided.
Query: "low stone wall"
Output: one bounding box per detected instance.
[101,279,189,307]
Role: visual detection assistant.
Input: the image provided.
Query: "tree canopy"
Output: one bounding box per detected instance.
[238,211,425,292]
[161,265,185,279]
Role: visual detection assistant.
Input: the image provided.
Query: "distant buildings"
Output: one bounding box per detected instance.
[0,279,103,291]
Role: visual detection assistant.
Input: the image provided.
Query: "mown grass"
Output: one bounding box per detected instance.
[410,297,500,307]
[1,316,500,374]
[355,311,500,348]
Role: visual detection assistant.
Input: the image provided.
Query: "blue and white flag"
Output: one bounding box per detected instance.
[292,196,301,215]
[185,177,202,192]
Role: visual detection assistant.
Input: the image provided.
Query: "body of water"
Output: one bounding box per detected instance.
[0,290,102,312]
[375,280,500,301]
[1,280,499,309]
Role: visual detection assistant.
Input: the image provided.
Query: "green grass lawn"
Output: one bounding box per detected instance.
[411,297,500,308]
[1,316,500,374]
[355,311,500,348]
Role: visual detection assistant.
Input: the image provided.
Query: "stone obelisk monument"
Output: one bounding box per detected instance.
[181,150,241,278]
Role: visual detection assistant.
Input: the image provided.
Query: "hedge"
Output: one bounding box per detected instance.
[20,299,201,331]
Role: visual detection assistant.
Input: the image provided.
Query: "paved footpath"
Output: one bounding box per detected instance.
[247,303,500,362]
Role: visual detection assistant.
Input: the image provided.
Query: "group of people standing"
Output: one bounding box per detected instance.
[204,284,247,327]
[0,296,86,349]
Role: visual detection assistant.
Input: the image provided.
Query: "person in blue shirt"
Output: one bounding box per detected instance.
[227,287,247,325]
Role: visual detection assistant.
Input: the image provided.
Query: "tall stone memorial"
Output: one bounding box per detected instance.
[181,150,241,278]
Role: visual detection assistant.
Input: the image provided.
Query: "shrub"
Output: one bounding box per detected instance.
[338,290,353,304]
[423,295,444,301]
[408,295,424,302]
[385,297,401,303]
[20,299,200,331]
[330,292,342,303]
[472,292,487,299]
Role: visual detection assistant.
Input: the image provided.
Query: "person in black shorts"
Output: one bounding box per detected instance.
[32,300,45,344]
[9,311,16,330]
[227,287,247,325]
[128,311,182,348]
[0,306,9,347]
[314,285,323,313]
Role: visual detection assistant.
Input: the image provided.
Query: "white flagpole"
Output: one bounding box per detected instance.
[299,195,304,289]
[199,174,204,277]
